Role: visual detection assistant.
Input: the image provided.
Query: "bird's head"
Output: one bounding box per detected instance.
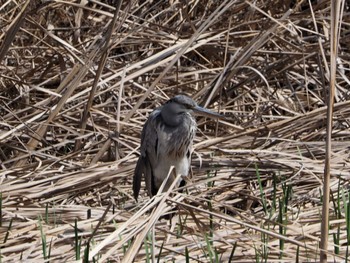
[160,95,225,126]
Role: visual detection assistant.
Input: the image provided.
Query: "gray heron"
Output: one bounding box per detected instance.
[133,95,224,201]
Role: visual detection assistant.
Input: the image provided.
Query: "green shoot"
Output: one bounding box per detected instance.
[296,245,299,263]
[3,218,12,244]
[144,230,152,263]
[228,242,236,262]
[185,246,189,263]
[255,163,268,216]
[278,198,285,259]
[38,216,48,260]
[0,192,2,227]
[204,233,215,263]
[75,218,81,260]
[84,242,90,263]
[45,203,49,224]
[206,170,216,188]
[157,240,165,263]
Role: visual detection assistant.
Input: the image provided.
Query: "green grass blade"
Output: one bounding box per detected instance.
[75,218,81,260]
[38,216,47,260]
[3,218,12,244]
[255,163,268,215]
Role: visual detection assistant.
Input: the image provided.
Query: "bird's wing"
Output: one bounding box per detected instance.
[133,110,160,200]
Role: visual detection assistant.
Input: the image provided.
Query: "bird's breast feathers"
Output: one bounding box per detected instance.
[155,114,195,159]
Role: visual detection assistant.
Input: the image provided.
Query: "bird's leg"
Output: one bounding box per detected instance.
[178,177,187,193]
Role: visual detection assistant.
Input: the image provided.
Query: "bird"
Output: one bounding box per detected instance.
[133,94,224,201]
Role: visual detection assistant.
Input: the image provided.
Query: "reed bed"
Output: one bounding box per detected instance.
[1,0,349,262]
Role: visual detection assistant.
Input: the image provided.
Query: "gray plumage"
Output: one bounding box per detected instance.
[133,95,223,200]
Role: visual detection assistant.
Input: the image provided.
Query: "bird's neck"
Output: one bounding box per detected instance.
[160,105,186,127]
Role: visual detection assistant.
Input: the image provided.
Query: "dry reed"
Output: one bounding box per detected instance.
[1,0,350,262]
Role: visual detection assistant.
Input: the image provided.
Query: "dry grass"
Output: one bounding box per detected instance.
[1,0,350,262]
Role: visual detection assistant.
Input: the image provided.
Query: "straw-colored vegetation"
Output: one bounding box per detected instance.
[1,0,349,262]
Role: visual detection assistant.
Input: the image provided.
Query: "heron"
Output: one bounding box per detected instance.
[133,95,224,201]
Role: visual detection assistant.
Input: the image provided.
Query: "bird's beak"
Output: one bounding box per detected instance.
[192,106,226,119]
